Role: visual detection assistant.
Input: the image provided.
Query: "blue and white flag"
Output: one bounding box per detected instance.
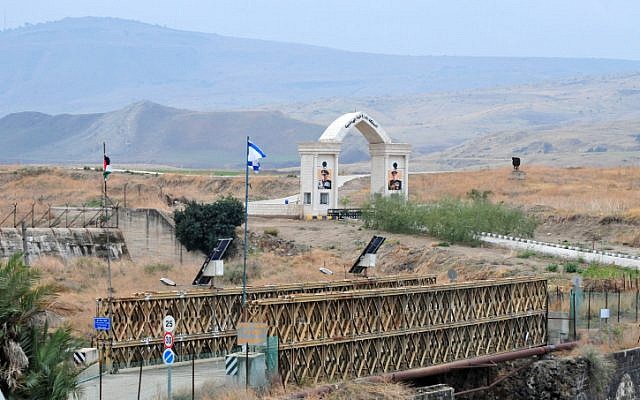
[247,140,266,172]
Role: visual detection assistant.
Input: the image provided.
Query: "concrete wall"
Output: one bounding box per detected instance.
[247,203,302,218]
[117,208,203,265]
[0,227,128,261]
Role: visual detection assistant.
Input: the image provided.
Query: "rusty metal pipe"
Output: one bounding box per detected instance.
[288,342,578,399]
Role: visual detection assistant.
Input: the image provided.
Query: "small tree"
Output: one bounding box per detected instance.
[174,197,244,254]
[0,254,81,399]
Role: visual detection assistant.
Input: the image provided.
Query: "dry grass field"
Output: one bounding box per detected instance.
[4,163,640,371]
[0,166,297,217]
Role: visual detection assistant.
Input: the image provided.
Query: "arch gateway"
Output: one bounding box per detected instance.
[298,112,411,218]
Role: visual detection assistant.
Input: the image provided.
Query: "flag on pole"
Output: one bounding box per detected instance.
[103,155,112,180]
[247,141,266,172]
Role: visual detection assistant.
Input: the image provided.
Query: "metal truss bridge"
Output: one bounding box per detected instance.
[97,275,547,386]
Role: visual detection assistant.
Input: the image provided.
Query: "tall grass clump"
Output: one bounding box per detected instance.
[362,195,537,245]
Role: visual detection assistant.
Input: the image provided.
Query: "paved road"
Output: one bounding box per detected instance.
[78,359,226,400]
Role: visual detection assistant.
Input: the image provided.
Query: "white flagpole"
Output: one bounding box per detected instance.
[242,136,250,306]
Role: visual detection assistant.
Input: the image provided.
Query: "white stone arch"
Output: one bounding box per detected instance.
[299,112,411,218]
[318,112,392,144]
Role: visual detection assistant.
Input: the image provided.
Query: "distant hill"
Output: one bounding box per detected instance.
[0,101,324,167]
[271,74,640,171]
[2,17,640,115]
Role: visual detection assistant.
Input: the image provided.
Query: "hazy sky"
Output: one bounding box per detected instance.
[2,0,639,59]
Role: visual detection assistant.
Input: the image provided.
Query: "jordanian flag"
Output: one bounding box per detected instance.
[103,155,112,180]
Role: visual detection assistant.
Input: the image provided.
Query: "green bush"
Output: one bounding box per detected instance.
[517,250,537,259]
[361,195,537,245]
[264,228,279,237]
[174,197,244,254]
[564,262,580,273]
[546,263,559,272]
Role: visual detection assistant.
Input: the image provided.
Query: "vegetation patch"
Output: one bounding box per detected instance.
[564,261,580,273]
[517,250,538,259]
[174,197,244,254]
[263,227,279,237]
[361,195,537,245]
[580,263,639,279]
[581,346,615,395]
[0,254,80,399]
[143,263,174,275]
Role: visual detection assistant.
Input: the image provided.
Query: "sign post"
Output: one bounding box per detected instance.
[93,317,110,400]
[163,315,176,400]
[237,322,268,390]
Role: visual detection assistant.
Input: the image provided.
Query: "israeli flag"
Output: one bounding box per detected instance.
[247,140,266,172]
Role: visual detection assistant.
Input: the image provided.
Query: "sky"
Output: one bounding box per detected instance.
[2,0,640,60]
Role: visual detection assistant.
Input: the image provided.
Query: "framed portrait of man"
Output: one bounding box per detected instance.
[388,169,402,191]
[318,166,332,189]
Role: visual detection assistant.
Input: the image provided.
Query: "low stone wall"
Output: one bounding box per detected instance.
[0,227,128,261]
[608,347,640,399]
[443,346,640,399]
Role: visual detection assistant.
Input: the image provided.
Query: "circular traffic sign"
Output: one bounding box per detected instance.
[163,315,176,333]
[162,348,175,365]
[164,332,174,349]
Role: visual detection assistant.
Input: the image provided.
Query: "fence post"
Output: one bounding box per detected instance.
[587,289,591,331]
[31,203,34,228]
[635,287,639,323]
[618,289,621,323]
[13,203,17,227]
[572,289,577,340]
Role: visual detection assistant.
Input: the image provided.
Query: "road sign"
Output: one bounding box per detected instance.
[162,348,175,365]
[237,322,268,346]
[164,332,174,349]
[93,317,111,331]
[163,315,176,333]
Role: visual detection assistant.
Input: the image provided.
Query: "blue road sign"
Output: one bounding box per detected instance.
[162,348,175,365]
[93,317,111,331]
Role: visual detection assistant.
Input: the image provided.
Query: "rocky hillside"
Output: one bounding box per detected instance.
[0,101,324,167]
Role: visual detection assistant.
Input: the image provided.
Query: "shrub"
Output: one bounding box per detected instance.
[546,263,559,272]
[564,262,580,273]
[174,197,244,254]
[517,250,537,259]
[581,346,615,395]
[361,195,537,245]
[264,228,279,237]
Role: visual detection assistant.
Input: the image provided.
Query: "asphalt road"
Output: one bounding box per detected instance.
[77,359,227,400]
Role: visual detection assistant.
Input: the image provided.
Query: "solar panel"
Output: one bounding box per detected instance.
[348,235,385,274]
[192,238,233,286]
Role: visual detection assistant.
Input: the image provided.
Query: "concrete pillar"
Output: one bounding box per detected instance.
[369,143,411,199]
[298,142,341,218]
[231,352,267,390]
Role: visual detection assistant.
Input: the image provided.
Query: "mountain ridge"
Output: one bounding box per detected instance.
[0,100,325,167]
[3,17,640,115]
